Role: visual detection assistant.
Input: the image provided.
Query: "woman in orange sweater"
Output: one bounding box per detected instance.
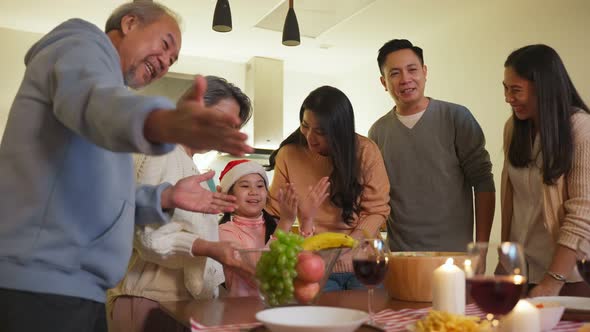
[266,86,391,291]
[501,44,590,297]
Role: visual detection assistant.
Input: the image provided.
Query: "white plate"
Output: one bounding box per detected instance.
[531,296,590,311]
[255,306,368,332]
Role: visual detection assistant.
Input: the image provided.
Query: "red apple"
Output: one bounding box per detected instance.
[293,279,320,304]
[296,252,325,283]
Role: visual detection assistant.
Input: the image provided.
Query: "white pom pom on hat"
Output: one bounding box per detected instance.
[218,159,269,193]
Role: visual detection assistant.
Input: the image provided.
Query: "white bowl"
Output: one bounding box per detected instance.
[526,298,565,331]
[255,306,368,332]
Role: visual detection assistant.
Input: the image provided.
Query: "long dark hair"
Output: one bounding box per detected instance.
[505,44,589,184]
[219,210,277,243]
[267,86,362,225]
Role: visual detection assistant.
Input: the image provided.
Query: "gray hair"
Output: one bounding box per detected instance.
[203,76,253,128]
[105,1,181,33]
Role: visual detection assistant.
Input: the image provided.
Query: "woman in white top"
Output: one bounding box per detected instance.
[501,44,590,297]
[107,76,253,331]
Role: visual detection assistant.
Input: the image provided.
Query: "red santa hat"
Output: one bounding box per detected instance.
[219,159,269,193]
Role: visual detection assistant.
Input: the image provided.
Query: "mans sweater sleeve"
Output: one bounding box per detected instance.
[134,154,172,226]
[48,36,174,155]
[350,139,391,238]
[454,107,495,192]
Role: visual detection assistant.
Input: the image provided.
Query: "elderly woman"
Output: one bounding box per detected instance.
[108,76,253,332]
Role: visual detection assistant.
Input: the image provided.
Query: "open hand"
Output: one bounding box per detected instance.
[278,183,298,225]
[145,75,253,156]
[298,177,330,232]
[162,170,237,214]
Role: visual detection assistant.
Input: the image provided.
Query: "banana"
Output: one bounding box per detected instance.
[301,232,358,251]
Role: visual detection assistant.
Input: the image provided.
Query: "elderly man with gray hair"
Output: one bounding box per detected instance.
[0,2,251,331]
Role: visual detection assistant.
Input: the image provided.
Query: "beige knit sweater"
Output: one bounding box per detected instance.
[501,111,590,279]
[107,146,224,307]
[266,135,391,273]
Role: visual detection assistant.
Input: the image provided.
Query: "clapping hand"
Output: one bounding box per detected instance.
[298,177,330,232]
[162,170,237,214]
[278,183,298,226]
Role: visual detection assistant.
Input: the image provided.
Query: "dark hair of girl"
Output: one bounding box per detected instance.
[505,44,589,184]
[219,210,277,244]
[267,86,363,225]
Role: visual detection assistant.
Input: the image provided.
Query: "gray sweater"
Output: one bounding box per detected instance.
[369,98,494,252]
[0,19,176,302]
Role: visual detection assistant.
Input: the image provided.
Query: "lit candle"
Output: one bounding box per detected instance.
[432,258,465,314]
[501,299,540,332]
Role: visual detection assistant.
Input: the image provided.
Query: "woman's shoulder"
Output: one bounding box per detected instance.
[356,134,383,163]
[275,143,308,162]
[357,134,380,152]
[571,110,590,143]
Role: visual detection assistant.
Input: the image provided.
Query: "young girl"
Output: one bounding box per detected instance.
[218,159,323,297]
[501,44,590,297]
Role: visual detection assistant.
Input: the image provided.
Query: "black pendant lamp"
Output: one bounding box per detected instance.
[212,0,232,32]
[282,0,300,46]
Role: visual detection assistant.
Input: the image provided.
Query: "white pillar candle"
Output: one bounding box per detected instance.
[501,300,540,332]
[432,258,465,314]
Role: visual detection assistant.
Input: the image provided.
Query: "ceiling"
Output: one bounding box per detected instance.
[0,0,588,75]
[0,0,493,74]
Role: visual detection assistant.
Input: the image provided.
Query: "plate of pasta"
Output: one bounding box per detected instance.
[407,310,491,332]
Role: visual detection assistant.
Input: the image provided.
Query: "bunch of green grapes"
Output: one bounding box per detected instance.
[255,230,304,306]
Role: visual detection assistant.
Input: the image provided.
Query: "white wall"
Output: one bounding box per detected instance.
[282,70,338,138]
[332,1,590,260]
[0,28,42,136]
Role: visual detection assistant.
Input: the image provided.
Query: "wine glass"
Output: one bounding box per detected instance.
[464,242,527,328]
[576,238,590,284]
[352,238,389,325]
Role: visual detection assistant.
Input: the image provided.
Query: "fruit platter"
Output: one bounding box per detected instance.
[238,230,357,306]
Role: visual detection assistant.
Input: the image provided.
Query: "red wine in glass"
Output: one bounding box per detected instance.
[352,238,388,326]
[353,259,388,286]
[467,275,525,315]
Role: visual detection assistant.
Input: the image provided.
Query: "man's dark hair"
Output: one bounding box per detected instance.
[377,39,424,75]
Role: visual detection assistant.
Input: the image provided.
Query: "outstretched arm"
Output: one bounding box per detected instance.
[144,75,253,157]
[160,170,238,214]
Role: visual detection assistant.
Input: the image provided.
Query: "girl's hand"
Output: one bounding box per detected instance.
[278,183,298,225]
[298,177,330,232]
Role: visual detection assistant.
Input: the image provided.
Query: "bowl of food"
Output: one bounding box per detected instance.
[237,231,350,306]
[526,299,565,331]
[384,251,468,302]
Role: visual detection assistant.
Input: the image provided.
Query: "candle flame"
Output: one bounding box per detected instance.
[445,257,454,265]
[513,275,525,284]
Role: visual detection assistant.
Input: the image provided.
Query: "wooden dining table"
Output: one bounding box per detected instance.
[159,289,427,329]
[159,289,590,330]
